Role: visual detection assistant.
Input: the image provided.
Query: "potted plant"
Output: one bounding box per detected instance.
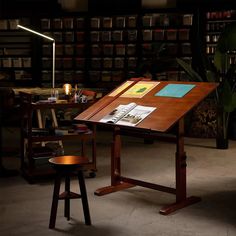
[136,42,177,80]
[177,22,236,149]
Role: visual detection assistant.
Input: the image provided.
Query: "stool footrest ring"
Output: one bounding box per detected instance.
[59,191,81,199]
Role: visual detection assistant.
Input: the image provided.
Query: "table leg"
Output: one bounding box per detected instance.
[94,127,134,196]
[160,118,201,215]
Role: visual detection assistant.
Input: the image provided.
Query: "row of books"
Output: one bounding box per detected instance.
[40,14,193,31]
[41,57,138,70]
[0,57,31,68]
[90,30,138,42]
[41,16,138,30]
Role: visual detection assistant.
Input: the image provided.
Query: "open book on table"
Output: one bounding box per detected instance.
[100,102,156,127]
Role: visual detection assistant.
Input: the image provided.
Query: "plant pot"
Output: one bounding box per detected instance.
[216,109,228,149]
[216,137,228,149]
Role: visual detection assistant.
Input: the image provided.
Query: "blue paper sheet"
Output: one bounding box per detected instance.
[155,84,195,98]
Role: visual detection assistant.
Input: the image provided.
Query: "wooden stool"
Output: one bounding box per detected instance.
[48,155,91,229]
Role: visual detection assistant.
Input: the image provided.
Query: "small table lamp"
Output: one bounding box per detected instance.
[17,24,56,89]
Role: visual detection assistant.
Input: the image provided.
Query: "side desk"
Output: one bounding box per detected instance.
[75,79,218,215]
[19,92,97,183]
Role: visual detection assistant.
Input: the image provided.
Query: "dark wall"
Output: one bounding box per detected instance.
[88,0,141,14]
[0,0,61,17]
[177,0,236,10]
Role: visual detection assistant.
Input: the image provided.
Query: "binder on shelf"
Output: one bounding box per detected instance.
[127,16,137,28]
[115,17,126,28]
[53,18,63,29]
[76,44,85,56]
[102,17,113,28]
[76,31,85,42]
[112,30,123,42]
[53,32,63,42]
[90,31,100,42]
[101,71,111,82]
[101,31,111,42]
[115,44,125,56]
[41,18,50,30]
[103,44,114,56]
[64,32,75,42]
[63,18,74,29]
[91,18,100,28]
[91,44,101,56]
[76,18,85,29]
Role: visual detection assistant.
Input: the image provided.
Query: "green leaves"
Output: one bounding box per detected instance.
[176,58,203,82]
[177,21,236,116]
[214,22,236,72]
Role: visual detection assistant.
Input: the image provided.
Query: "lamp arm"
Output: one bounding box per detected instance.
[17,24,54,41]
[17,24,55,89]
[52,41,55,89]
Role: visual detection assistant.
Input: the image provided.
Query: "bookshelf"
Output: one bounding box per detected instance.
[205,10,236,62]
[139,12,193,81]
[0,18,34,86]
[40,16,88,88]
[1,7,235,90]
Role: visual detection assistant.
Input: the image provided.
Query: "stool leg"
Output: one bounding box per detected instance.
[49,172,61,229]
[78,170,91,225]
[64,174,70,221]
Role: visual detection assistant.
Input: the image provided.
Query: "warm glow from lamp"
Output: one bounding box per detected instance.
[63,83,72,95]
[17,24,56,89]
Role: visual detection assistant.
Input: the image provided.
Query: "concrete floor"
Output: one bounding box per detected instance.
[1,128,236,236]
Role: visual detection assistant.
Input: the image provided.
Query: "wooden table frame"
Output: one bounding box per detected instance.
[94,119,200,215]
[75,79,218,215]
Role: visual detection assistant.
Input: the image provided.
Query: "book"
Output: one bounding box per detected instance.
[120,81,160,98]
[100,102,156,127]
[155,83,195,98]
[108,80,134,97]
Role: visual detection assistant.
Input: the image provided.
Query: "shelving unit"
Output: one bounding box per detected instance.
[205,10,236,61]
[19,91,97,182]
[40,16,88,88]
[139,12,193,81]
[0,18,34,86]
[0,10,195,89]
[6,9,236,90]
[88,14,139,88]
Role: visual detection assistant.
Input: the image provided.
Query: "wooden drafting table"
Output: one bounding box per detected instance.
[75,79,218,215]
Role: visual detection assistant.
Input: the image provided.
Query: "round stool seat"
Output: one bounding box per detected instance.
[49,155,89,167]
[49,155,91,229]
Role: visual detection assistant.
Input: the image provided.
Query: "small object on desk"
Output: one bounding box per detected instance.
[48,97,57,102]
[56,99,68,104]
[50,89,59,101]
[31,128,52,136]
[74,88,82,103]
[80,95,88,103]
[73,123,89,133]
[55,129,69,136]
[63,83,72,96]
[36,100,56,104]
